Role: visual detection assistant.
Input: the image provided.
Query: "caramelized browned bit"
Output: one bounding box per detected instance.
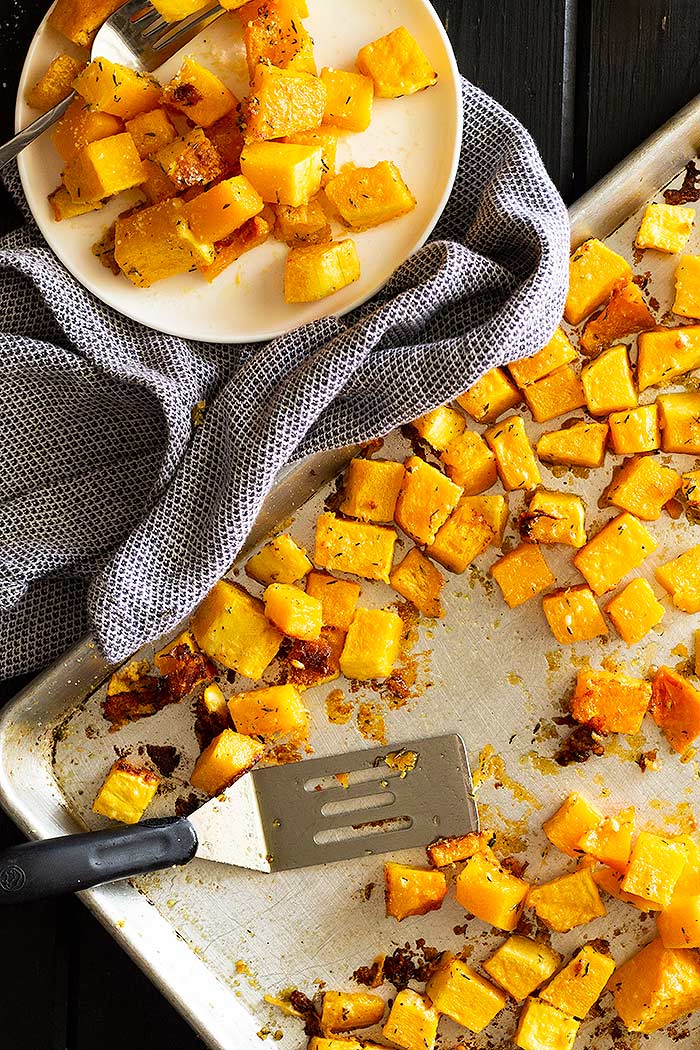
[664,159,700,205]
[281,635,334,688]
[554,724,606,766]
[145,743,180,777]
[194,692,230,751]
[288,990,321,1037]
[175,792,200,817]
[172,82,203,107]
[352,956,385,988]
[159,641,216,701]
[102,676,174,731]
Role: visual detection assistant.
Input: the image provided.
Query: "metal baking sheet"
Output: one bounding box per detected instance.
[4,97,700,1049]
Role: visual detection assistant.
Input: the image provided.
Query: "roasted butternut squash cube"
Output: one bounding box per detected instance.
[384,862,447,920]
[411,405,465,452]
[522,365,586,424]
[49,185,105,221]
[64,133,145,203]
[73,59,161,120]
[520,490,586,548]
[651,666,700,754]
[565,239,632,326]
[491,543,554,609]
[578,806,635,871]
[320,67,373,132]
[636,202,695,253]
[285,128,338,186]
[325,161,416,230]
[608,404,660,454]
[594,865,662,910]
[674,836,700,898]
[581,343,637,415]
[184,175,263,243]
[455,852,530,930]
[509,328,577,387]
[426,955,506,1031]
[571,667,651,734]
[93,759,159,824]
[540,944,615,1019]
[356,26,437,98]
[48,0,123,46]
[394,456,462,545]
[228,683,308,738]
[390,548,444,618]
[151,0,211,20]
[161,57,236,127]
[483,936,560,1002]
[26,53,85,112]
[612,936,700,1034]
[340,458,405,522]
[114,198,214,287]
[285,239,360,302]
[203,109,244,173]
[190,728,263,796]
[440,430,498,494]
[274,197,331,246]
[607,455,681,520]
[542,586,607,645]
[622,832,687,907]
[514,998,579,1050]
[241,0,316,76]
[573,512,657,595]
[125,108,176,160]
[246,64,325,141]
[246,533,312,586]
[656,544,700,611]
[673,254,700,318]
[605,577,665,645]
[264,583,322,640]
[658,895,700,949]
[457,367,521,423]
[315,512,396,582]
[242,142,322,208]
[485,416,541,491]
[579,278,655,355]
[428,498,494,573]
[191,579,282,680]
[536,421,608,469]
[527,868,606,933]
[52,96,123,163]
[462,494,508,545]
[321,991,385,1033]
[426,831,495,867]
[382,990,438,1050]
[140,158,179,204]
[657,391,700,454]
[340,608,401,680]
[543,793,603,858]
[682,469,700,505]
[637,327,700,392]
[305,571,360,630]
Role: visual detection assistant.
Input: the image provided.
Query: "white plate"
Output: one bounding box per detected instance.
[15,1,462,344]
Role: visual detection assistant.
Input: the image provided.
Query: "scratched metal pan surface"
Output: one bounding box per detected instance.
[4,97,700,1050]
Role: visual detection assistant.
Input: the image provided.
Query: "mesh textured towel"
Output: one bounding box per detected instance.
[0,79,569,678]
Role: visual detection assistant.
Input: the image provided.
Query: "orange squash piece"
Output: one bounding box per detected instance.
[491,544,555,608]
[577,807,635,871]
[161,57,237,127]
[543,793,603,858]
[228,683,309,739]
[573,512,657,596]
[542,585,607,645]
[305,571,360,630]
[321,991,385,1033]
[240,0,316,76]
[264,583,322,640]
[607,456,681,521]
[455,852,530,931]
[394,456,462,546]
[508,327,577,387]
[427,955,507,1032]
[594,865,662,911]
[190,728,264,796]
[571,667,651,734]
[527,868,606,932]
[384,862,447,921]
[440,430,498,494]
[565,238,631,326]
[426,831,495,868]
[390,548,445,618]
[612,936,700,1034]
[26,54,86,112]
[579,278,655,355]
[604,577,665,645]
[246,64,325,141]
[622,832,687,908]
[650,666,700,754]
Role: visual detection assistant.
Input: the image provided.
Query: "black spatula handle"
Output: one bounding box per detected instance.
[0,817,198,903]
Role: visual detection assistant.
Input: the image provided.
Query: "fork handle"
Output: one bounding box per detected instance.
[0,91,76,170]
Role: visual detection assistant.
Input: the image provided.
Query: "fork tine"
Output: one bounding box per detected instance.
[152,4,223,54]
[141,14,168,38]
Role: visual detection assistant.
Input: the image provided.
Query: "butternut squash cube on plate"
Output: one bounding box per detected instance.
[240,0,316,76]
[651,666,700,754]
[246,533,312,586]
[246,64,324,141]
[320,67,373,132]
[191,579,282,679]
[314,512,396,582]
[357,26,437,98]
[514,998,579,1050]
[340,458,405,522]
[457,367,521,423]
[637,327,700,392]
[382,990,439,1050]
[542,585,607,645]
[540,944,615,1019]
[390,548,444,618]
[656,544,700,611]
[394,456,462,545]
[657,391,700,454]
[411,404,465,452]
[125,108,176,159]
[612,937,700,1033]
[151,0,211,21]
[658,895,700,949]
[682,468,700,505]
[491,543,554,609]
[63,132,145,203]
[428,498,494,573]
[184,175,263,244]
[51,97,123,163]
[544,793,603,858]
[426,830,493,867]
[527,868,606,932]
[274,197,331,247]
[455,851,530,930]
[564,238,632,326]
[605,577,665,645]
[384,862,447,920]
[93,759,159,824]
[264,583,322,640]
[607,455,681,520]
[485,416,541,491]
[48,0,123,47]
[206,110,245,173]
[305,571,360,630]
[578,806,635,871]
[426,955,506,1031]
[340,608,401,680]
[73,59,161,120]
[155,127,223,190]
[579,278,655,355]
[608,404,660,454]
[573,512,657,595]
[285,128,338,186]
[594,865,662,911]
[622,832,687,908]
[462,494,508,545]
[140,159,179,205]
[161,57,237,128]
[673,254,700,318]
[635,201,695,253]
[114,198,214,287]
[190,728,264,796]
[285,239,360,302]
[508,328,577,388]
[483,935,560,1002]
[520,490,586,548]
[522,365,586,424]
[228,683,308,738]
[536,420,608,469]
[581,343,637,415]
[571,667,651,734]
[321,991,385,1033]
[325,161,416,230]
[440,430,498,494]
[26,53,85,112]
[49,186,105,222]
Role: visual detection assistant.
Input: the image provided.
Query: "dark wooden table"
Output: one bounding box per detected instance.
[2,1,700,1046]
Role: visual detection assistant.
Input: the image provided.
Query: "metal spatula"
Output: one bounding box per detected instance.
[0,734,478,903]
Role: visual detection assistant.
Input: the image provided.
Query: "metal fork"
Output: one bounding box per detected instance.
[0,0,224,170]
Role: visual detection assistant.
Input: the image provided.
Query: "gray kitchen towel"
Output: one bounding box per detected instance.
[0,78,569,678]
